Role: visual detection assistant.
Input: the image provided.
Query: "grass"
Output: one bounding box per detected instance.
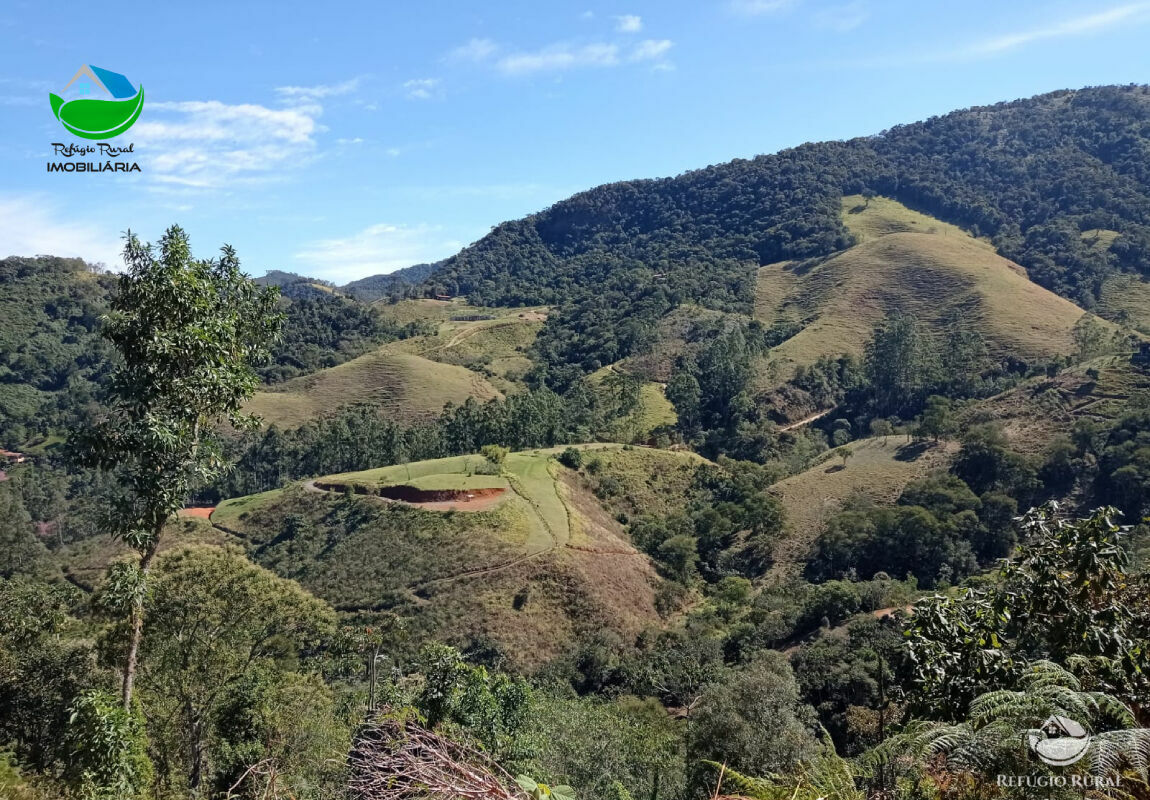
[588,366,678,442]
[767,435,957,577]
[841,194,988,246]
[504,451,570,552]
[245,349,502,428]
[754,260,800,324]
[211,488,286,532]
[960,356,1150,456]
[55,518,235,591]
[405,474,508,491]
[1097,273,1150,334]
[210,447,669,670]
[758,196,1100,381]
[570,445,710,524]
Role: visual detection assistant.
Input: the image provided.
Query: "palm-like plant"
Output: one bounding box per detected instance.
[866,661,1150,796]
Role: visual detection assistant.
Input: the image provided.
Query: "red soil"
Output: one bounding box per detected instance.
[311,482,507,512]
[179,506,215,519]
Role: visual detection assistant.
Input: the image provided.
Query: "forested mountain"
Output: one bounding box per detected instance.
[424,85,1150,382]
[342,261,440,301]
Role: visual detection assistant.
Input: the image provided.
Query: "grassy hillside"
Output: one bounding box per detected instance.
[758,196,1096,380]
[207,444,690,668]
[960,355,1150,456]
[245,349,502,428]
[767,435,957,577]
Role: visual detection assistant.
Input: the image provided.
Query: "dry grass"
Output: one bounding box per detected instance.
[961,356,1150,456]
[1098,273,1150,334]
[768,435,957,577]
[246,349,501,428]
[841,194,987,246]
[763,231,1093,379]
[754,260,800,324]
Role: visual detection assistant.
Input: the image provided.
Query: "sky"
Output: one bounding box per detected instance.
[2,0,1150,283]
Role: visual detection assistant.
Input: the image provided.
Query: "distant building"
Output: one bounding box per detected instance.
[0,450,26,465]
[1132,341,1150,367]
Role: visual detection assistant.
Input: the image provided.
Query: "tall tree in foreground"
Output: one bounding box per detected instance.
[77,226,282,710]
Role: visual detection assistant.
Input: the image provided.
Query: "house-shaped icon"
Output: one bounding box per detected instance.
[63,65,137,100]
[1041,715,1088,739]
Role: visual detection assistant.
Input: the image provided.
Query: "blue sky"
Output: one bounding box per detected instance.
[3,0,1150,283]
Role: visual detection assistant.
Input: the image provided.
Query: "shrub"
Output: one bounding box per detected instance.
[557,447,583,470]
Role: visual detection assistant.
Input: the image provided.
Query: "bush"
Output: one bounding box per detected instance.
[480,444,509,467]
[64,691,152,800]
[557,447,583,470]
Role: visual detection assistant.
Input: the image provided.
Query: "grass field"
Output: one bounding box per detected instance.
[757,196,1098,381]
[246,349,502,428]
[767,435,957,577]
[1098,273,1150,334]
[841,194,988,246]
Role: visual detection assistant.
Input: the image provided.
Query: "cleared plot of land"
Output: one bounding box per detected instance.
[759,198,1096,380]
[212,446,670,669]
[245,350,501,428]
[961,357,1150,456]
[768,436,956,577]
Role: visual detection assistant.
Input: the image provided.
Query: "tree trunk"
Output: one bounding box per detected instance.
[121,534,161,711]
[188,709,206,795]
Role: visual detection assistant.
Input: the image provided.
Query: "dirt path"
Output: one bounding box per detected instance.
[779,407,836,432]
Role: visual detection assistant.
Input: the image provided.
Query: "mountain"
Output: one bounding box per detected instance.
[341,261,441,301]
[420,85,1150,386]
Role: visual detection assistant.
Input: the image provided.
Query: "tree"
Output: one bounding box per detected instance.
[126,546,337,794]
[915,395,954,442]
[904,505,1150,719]
[77,227,282,710]
[688,652,819,786]
[864,313,938,417]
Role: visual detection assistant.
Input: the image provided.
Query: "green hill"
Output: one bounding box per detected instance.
[758,196,1098,381]
[767,435,957,578]
[206,444,700,668]
[246,348,503,428]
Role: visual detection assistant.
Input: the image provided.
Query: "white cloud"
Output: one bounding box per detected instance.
[403,77,441,99]
[963,2,1150,56]
[131,100,321,188]
[0,195,123,269]
[274,78,360,101]
[615,14,643,32]
[729,0,797,16]
[295,222,463,281]
[449,37,499,62]
[814,1,868,32]
[497,42,621,75]
[631,39,673,62]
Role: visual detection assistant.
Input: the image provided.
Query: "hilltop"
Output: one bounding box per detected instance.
[759,195,1098,381]
[204,444,710,667]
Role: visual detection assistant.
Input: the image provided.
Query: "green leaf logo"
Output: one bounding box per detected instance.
[49,65,144,140]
